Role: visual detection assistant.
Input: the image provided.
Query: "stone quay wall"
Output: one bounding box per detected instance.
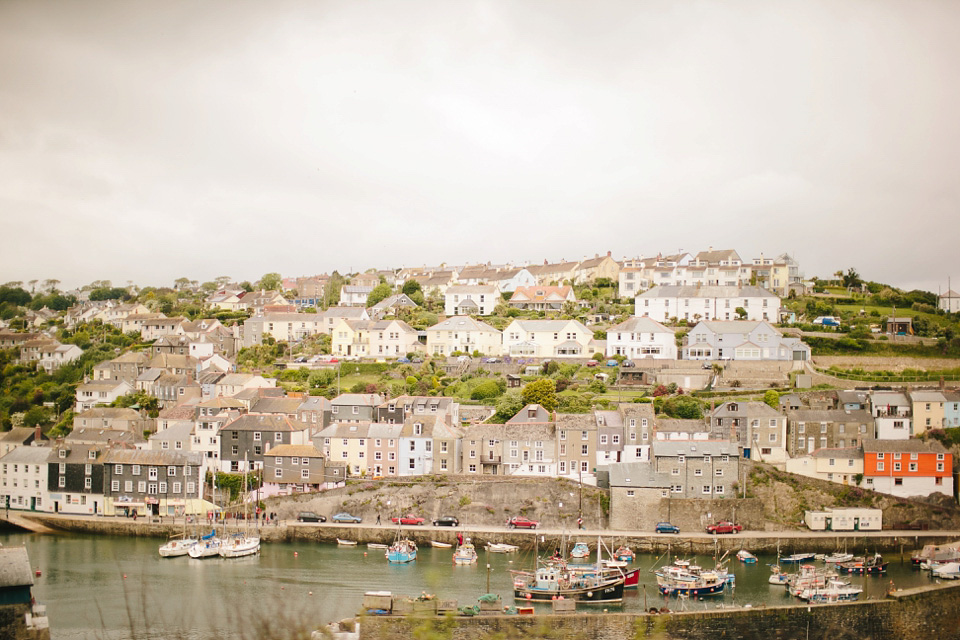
[359,582,960,640]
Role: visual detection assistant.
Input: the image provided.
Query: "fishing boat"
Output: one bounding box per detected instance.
[613,546,635,563]
[220,532,261,558]
[485,543,519,553]
[839,553,887,575]
[797,579,862,603]
[657,565,725,597]
[188,529,222,559]
[512,563,624,603]
[367,543,388,549]
[769,565,791,585]
[823,553,855,564]
[337,539,359,546]
[911,541,960,567]
[786,564,838,596]
[932,562,960,579]
[569,541,590,560]
[159,533,197,558]
[736,550,758,564]
[780,552,816,564]
[453,539,479,565]
[386,536,417,563]
[430,540,453,548]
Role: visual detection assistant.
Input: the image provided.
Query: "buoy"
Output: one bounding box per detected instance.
[364,552,368,557]
[525,594,531,600]
[308,591,313,596]
[281,587,285,590]
[294,551,298,557]
[34,570,41,577]
[123,575,127,579]
[552,595,557,600]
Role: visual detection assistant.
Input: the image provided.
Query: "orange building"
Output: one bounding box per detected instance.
[862,439,952,498]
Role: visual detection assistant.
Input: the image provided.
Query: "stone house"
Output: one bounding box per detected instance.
[652,440,740,499]
[786,409,873,456]
[102,449,203,517]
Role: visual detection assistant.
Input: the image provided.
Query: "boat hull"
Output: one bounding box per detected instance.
[514,579,624,603]
[188,542,222,559]
[159,539,197,558]
[386,551,417,563]
[658,580,725,597]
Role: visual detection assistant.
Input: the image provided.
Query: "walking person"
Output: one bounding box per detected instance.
[376,512,381,525]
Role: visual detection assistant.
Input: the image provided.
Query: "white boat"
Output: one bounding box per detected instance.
[823,553,854,564]
[367,543,388,549]
[189,531,223,559]
[485,543,519,553]
[570,541,590,559]
[159,535,197,558]
[337,538,358,546]
[769,565,790,585]
[430,540,453,548]
[932,562,960,579]
[220,533,261,558]
[453,539,478,565]
[798,579,862,603]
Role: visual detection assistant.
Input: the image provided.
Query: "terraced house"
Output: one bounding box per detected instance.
[217,413,312,473]
[785,409,873,457]
[102,449,203,518]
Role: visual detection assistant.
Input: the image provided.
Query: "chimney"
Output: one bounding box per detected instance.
[607,251,612,258]
[34,425,42,443]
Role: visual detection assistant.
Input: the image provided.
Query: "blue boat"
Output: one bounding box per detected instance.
[386,538,417,563]
[570,542,590,560]
[780,552,816,564]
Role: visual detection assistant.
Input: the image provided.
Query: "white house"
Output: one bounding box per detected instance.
[682,320,810,361]
[0,446,51,512]
[605,316,677,360]
[426,316,502,356]
[502,319,594,358]
[75,380,133,412]
[870,391,913,439]
[444,285,500,316]
[939,290,960,313]
[636,285,780,323]
[339,285,374,307]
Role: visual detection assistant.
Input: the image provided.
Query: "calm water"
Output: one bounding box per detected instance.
[3,531,936,640]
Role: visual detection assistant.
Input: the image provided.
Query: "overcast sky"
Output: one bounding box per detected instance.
[1,1,958,293]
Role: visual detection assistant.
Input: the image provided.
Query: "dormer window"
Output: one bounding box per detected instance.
[414,423,423,436]
[59,449,67,459]
[88,450,97,460]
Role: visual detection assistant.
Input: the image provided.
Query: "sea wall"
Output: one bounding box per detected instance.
[359,582,960,640]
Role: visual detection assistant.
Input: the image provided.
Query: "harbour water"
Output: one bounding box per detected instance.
[5,531,937,640]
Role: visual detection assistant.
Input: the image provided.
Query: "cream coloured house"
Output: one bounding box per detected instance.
[785,447,864,486]
[332,319,421,358]
[425,316,502,356]
[444,285,500,316]
[502,319,594,358]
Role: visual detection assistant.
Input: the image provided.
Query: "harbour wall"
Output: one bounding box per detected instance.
[358,582,960,640]
[6,513,959,556]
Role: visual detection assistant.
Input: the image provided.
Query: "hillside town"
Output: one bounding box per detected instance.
[0,247,958,528]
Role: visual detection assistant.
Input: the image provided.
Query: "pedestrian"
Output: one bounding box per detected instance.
[376,512,381,525]
[577,517,583,530]
[457,531,463,546]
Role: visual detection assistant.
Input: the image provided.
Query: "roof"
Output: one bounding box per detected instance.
[0,427,41,444]
[861,438,948,454]
[836,391,869,405]
[655,418,710,433]
[316,422,373,438]
[711,401,783,418]
[607,462,671,488]
[266,444,324,458]
[554,413,596,430]
[909,391,947,403]
[636,285,779,299]
[0,446,52,464]
[870,392,910,406]
[428,316,500,333]
[654,440,738,457]
[0,547,33,589]
[446,285,499,295]
[510,286,575,303]
[608,316,675,334]
[66,428,143,445]
[811,447,863,460]
[222,414,310,432]
[158,406,196,421]
[252,397,303,414]
[509,319,590,333]
[149,422,195,442]
[331,393,383,407]
[695,320,777,335]
[101,449,203,465]
[785,409,872,422]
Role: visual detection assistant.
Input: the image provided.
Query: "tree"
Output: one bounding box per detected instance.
[661,395,703,419]
[734,307,747,320]
[763,390,780,409]
[0,286,31,306]
[257,272,282,291]
[842,268,862,289]
[491,390,524,422]
[401,280,423,297]
[521,378,558,412]
[324,272,345,309]
[89,287,128,301]
[173,277,191,290]
[366,283,393,307]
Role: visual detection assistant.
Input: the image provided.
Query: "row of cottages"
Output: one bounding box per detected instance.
[241,307,369,346]
[682,320,811,361]
[444,285,501,316]
[18,338,82,372]
[315,415,461,477]
[502,319,597,358]
[330,319,420,358]
[636,285,781,323]
[837,389,960,438]
[508,286,578,312]
[617,249,804,298]
[208,289,290,313]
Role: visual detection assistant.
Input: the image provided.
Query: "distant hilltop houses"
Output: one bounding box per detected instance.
[6,245,960,525]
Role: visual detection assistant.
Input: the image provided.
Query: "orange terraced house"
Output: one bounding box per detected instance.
[862,438,953,499]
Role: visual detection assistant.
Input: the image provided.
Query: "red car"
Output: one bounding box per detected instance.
[507,516,539,529]
[706,521,743,534]
[391,513,426,525]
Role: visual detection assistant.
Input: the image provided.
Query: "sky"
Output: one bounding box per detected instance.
[1,0,958,294]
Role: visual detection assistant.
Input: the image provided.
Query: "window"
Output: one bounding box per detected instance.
[581,461,588,472]
[581,445,588,456]
[132,465,141,476]
[894,462,901,471]
[600,435,608,445]
[702,485,711,494]
[715,469,724,477]
[301,469,310,479]
[275,469,283,478]
[58,476,66,488]
[559,430,566,441]
[124,481,133,492]
[715,485,724,494]
[111,480,120,491]
[581,431,588,441]
[85,464,92,476]
[694,469,703,477]
[678,455,685,464]
[909,462,918,472]
[114,464,123,475]
[253,432,261,441]
[626,490,635,497]
[275,432,283,442]
[937,462,945,472]
[877,461,884,471]
[138,481,146,493]
[158,482,167,493]
[167,466,176,477]
[468,464,476,473]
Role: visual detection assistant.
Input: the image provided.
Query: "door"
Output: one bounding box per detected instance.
[30,497,35,510]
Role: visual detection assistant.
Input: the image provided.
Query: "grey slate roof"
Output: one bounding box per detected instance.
[0,547,33,588]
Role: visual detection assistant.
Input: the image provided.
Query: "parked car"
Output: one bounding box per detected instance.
[432,516,460,527]
[331,512,363,523]
[655,522,680,534]
[397,357,411,363]
[296,512,326,523]
[585,360,598,368]
[706,521,743,534]
[410,357,423,363]
[391,513,426,525]
[701,361,713,369]
[605,360,618,367]
[621,360,635,368]
[507,516,539,529]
